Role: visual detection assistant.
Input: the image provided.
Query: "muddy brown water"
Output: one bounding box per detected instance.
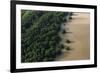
[56,13,90,61]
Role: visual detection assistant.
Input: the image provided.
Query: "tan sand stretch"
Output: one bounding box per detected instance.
[56,13,90,61]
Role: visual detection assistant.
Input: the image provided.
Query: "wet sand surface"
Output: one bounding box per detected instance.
[56,13,90,61]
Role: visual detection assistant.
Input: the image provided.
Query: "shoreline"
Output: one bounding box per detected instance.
[56,13,90,61]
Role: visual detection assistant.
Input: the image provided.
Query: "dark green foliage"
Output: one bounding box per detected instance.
[21,10,71,62]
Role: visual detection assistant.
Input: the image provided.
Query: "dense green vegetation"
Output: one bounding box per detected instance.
[21,10,71,62]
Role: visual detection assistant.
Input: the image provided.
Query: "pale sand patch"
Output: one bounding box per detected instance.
[56,13,90,61]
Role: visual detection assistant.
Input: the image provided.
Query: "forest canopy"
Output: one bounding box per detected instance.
[21,10,72,62]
